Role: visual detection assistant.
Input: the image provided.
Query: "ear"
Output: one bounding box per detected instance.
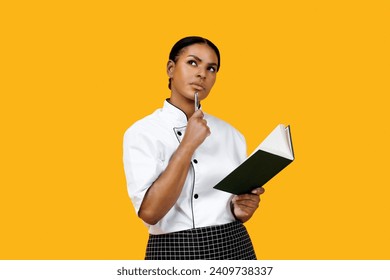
[167,60,175,78]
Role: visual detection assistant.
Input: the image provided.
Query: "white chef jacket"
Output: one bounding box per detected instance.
[123,100,247,235]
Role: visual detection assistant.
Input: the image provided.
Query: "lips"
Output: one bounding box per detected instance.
[190,83,205,91]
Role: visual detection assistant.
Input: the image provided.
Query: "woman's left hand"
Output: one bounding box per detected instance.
[232,187,265,223]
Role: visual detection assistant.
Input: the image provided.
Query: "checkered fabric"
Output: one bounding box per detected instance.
[145,221,256,260]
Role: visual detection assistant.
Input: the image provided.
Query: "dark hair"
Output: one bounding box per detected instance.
[168,36,221,89]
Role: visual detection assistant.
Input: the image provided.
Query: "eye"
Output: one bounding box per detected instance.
[188,60,197,66]
[208,66,216,73]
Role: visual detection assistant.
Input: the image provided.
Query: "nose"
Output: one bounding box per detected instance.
[196,67,206,79]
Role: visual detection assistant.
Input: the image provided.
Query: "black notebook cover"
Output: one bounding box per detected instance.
[213,150,293,195]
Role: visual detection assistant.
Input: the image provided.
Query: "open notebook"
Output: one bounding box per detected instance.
[213,124,295,195]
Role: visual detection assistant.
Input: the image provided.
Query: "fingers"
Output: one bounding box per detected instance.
[181,110,211,149]
[191,110,208,124]
[191,109,204,119]
[232,187,265,222]
[251,187,265,195]
[232,187,265,209]
[233,187,265,202]
[189,110,210,135]
[231,195,259,222]
[232,195,260,208]
[205,125,211,136]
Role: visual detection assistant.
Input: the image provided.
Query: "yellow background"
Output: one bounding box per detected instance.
[1,0,389,259]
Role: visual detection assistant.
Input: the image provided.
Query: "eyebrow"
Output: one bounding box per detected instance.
[187,55,218,68]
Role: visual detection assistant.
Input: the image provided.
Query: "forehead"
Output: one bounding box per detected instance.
[178,44,218,64]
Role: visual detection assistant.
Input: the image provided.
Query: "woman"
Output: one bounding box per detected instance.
[123,36,265,260]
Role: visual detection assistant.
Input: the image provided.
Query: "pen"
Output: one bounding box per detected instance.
[194,92,199,111]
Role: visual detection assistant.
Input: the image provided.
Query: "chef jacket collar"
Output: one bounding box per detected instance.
[163,99,202,126]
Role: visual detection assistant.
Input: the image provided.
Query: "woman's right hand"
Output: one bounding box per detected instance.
[138,109,210,225]
[182,110,211,151]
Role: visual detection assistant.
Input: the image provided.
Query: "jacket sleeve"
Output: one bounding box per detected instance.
[123,126,164,214]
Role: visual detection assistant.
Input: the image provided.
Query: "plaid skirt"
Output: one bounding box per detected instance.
[145,221,256,260]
